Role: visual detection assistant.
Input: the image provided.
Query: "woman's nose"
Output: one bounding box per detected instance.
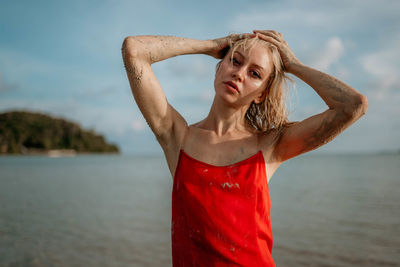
[232,68,245,81]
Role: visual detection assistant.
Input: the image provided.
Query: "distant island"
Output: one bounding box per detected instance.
[0,110,120,156]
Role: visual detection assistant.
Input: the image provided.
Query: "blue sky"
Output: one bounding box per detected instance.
[1,0,399,155]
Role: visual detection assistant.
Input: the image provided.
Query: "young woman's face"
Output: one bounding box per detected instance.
[214,42,273,107]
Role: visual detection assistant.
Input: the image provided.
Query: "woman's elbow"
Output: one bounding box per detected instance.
[341,93,368,118]
[347,93,368,118]
[121,36,142,59]
[357,94,369,116]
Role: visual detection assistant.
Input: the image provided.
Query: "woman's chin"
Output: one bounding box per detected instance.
[214,94,242,107]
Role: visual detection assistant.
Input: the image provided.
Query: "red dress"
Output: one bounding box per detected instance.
[171,149,275,266]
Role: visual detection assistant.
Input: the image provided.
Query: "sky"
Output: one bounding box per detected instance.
[0,0,399,155]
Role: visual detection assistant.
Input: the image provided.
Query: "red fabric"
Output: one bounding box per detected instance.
[172,149,275,267]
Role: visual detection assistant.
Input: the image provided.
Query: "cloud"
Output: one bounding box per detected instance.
[74,0,172,61]
[360,34,400,101]
[229,0,400,33]
[231,8,328,32]
[131,118,146,133]
[309,37,345,71]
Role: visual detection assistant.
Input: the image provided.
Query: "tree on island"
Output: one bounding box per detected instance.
[0,110,120,154]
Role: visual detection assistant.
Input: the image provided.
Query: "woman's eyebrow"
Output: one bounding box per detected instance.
[234,51,266,72]
[234,51,245,59]
[251,63,266,72]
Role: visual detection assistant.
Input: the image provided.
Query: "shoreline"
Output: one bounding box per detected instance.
[0,149,120,157]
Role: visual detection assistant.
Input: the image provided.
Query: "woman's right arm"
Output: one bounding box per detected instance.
[121,34,253,149]
[121,34,253,176]
[121,35,216,149]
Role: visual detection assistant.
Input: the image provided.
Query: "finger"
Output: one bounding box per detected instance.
[255,33,281,48]
[253,30,279,38]
[254,31,281,43]
[253,30,282,40]
[236,33,256,40]
[253,29,280,36]
[253,29,278,36]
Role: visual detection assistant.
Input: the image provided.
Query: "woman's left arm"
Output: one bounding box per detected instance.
[254,30,368,162]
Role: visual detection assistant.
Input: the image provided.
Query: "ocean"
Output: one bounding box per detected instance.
[0,153,399,266]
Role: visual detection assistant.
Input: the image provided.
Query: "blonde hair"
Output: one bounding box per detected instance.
[216,37,295,136]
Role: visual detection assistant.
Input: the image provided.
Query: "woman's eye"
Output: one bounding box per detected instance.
[251,71,261,78]
[231,58,240,65]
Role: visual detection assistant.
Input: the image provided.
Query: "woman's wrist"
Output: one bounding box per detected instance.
[286,61,306,75]
[203,39,221,57]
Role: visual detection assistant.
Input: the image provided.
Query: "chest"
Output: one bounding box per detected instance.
[169,125,278,183]
[182,130,262,167]
[182,147,262,167]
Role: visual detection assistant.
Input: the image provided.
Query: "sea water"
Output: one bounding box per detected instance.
[0,153,399,266]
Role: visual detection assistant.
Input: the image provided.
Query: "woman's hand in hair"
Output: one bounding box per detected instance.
[253,30,302,73]
[207,33,256,59]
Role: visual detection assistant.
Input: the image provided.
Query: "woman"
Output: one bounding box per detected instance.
[121,30,368,266]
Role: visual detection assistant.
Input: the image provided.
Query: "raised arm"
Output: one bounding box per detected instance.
[121,33,253,163]
[254,30,368,162]
[121,36,212,148]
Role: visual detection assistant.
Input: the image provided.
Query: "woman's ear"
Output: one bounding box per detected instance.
[254,89,267,104]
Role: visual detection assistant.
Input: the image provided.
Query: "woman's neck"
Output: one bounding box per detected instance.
[200,97,252,137]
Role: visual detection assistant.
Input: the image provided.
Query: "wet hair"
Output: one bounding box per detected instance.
[216,37,296,137]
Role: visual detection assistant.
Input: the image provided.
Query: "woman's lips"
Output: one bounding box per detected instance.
[224,82,239,93]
